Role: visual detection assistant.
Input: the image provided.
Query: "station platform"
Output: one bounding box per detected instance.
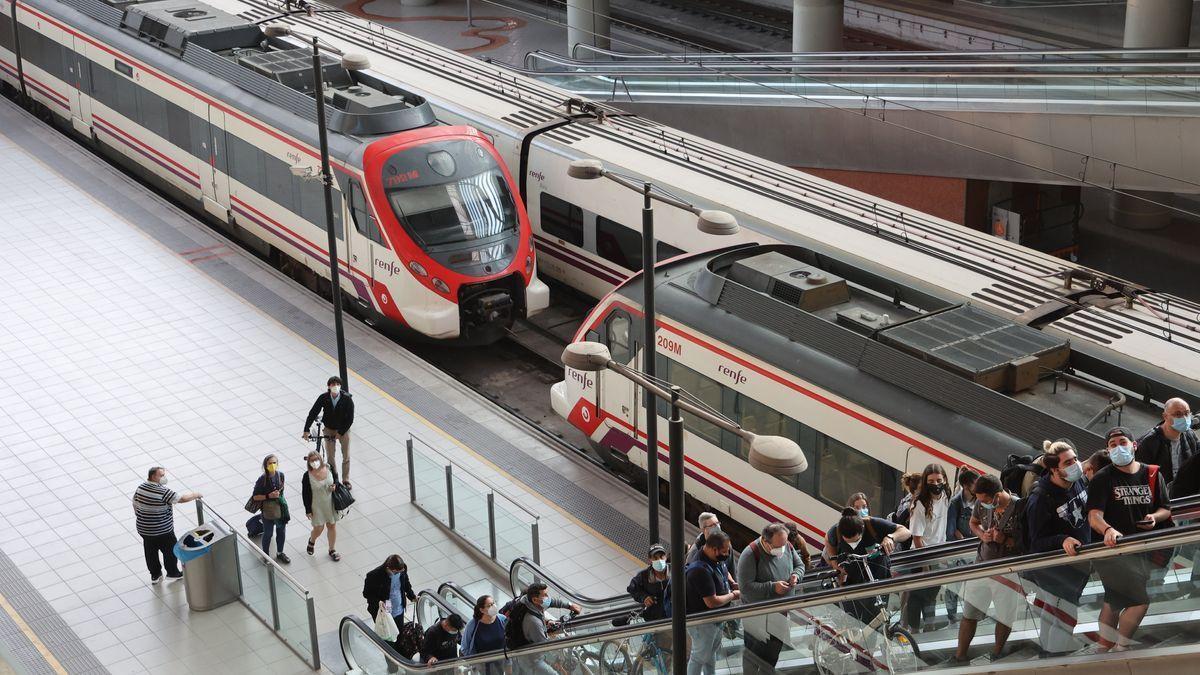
[0,96,657,673]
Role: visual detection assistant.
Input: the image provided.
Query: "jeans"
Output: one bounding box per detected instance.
[141,532,179,579]
[686,623,724,675]
[261,518,286,554]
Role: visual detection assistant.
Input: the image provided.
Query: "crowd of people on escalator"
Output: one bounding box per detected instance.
[343,398,1195,670]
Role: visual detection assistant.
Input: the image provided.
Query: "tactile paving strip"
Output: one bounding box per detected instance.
[0,100,650,566]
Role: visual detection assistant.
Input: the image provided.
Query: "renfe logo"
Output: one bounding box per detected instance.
[570,370,593,389]
[377,259,403,277]
[528,169,545,183]
[717,364,747,386]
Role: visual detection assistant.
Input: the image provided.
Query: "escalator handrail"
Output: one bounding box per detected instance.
[508,557,630,607]
[342,521,1200,672]
[570,44,1200,62]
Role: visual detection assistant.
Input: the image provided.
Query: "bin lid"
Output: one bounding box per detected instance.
[174,526,218,563]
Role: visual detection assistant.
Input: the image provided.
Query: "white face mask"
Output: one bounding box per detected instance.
[158,476,168,486]
[485,605,499,618]
[771,547,786,557]
[330,386,341,396]
[845,538,862,550]
[309,460,321,470]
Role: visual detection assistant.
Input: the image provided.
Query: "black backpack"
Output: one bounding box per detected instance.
[1005,496,1032,555]
[504,599,532,650]
[1000,454,1043,496]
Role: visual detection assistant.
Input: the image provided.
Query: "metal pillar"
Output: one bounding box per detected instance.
[1111,0,1192,229]
[312,39,350,390]
[642,183,660,549]
[792,0,843,53]
[668,387,687,675]
[567,0,611,57]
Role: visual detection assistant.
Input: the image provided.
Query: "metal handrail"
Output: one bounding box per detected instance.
[569,44,1200,61]
[196,499,320,670]
[508,557,631,608]
[341,521,1200,672]
[407,432,540,520]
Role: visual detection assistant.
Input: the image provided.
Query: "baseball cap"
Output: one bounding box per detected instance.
[1105,426,1134,443]
[648,544,667,557]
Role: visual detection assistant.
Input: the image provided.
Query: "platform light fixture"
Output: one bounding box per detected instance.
[567,158,740,554]
[562,340,806,675]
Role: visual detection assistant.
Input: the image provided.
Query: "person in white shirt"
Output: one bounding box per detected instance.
[903,463,950,631]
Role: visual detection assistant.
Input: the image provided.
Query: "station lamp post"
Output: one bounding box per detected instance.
[567,158,739,548]
[562,342,807,675]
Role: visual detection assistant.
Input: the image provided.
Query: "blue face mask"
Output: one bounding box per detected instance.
[1110,443,1135,467]
[857,507,869,518]
[1171,416,1192,434]
[1063,462,1083,484]
[980,501,996,511]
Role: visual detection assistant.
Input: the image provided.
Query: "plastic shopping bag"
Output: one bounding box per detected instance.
[374,608,399,642]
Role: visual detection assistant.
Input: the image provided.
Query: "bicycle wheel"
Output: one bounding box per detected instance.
[884,624,922,671]
[810,630,847,675]
[599,640,634,674]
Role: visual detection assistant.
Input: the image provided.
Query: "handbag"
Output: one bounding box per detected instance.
[374,608,400,642]
[331,469,356,512]
[244,496,261,514]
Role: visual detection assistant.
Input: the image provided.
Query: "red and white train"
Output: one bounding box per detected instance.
[0,0,548,343]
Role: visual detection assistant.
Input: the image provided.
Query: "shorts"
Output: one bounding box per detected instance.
[962,573,1027,626]
[1095,556,1151,610]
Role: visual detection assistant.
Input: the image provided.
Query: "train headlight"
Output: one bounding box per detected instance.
[408,261,428,277]
[432,278,451,294]
[525,255,533,275]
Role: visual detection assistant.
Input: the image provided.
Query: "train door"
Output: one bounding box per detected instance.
[600,310,636,430]
[67,36,90,135]
[346,178,375,277]
[200,107,230,220]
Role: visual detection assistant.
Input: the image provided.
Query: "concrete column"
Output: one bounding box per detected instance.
[792,0,843,53]
[1122,0,1193,49]
[567,0,611,58]
[1110,0,1192,229]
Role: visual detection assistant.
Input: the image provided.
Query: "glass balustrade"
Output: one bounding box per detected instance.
[342,523,1200,674]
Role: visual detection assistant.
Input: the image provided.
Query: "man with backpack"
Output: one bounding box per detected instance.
[950,474,1029,664]
[737,523,806,674]
[1086,426,1172,652]
[505,583,580,673]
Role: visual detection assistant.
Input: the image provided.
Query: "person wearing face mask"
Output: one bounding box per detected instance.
[300,451,340,562]
[363,554,416,652]
[686,512,738,589]
[1026,440,1092,655]
[303,376,355,489]
[1085,426,1172,652]
[826,507,910,626]
[1083,449,1112,484]
[251,454,290,563]
[737,523,806,673]
[507,583,580,674]
[904,463,950,631]
[944,470,980,623]
[133,466,201,584]
[462,594,508,668]
[682,529,740,675]
[951,475,1027,664]
[1133,398,1196,486]
[627,544,670,621]
[419,613,464,666]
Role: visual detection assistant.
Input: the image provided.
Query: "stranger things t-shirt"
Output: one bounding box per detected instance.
[1085,463,1169,536]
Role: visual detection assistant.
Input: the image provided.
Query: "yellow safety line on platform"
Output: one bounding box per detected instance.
[0,590,68,675]
[8,111,641,567]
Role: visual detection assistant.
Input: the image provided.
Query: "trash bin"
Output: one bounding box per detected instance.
[174,522,240,611]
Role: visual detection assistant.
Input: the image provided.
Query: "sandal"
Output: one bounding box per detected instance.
[329,550,342,562]
[306,540,315,556]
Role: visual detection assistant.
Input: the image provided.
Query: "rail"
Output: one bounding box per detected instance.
[341,521,1200,673]
[508,557,632,613]
[195,499,320,670]
[406,432,541,567]
[567,44,1200,63]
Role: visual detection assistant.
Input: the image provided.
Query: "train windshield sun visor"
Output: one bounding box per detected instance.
[386,168,517,248]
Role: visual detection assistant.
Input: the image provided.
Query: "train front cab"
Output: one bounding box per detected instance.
[361,125,548,343]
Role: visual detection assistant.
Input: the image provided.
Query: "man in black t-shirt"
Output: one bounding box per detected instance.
[1086,427,1172,652]
[824,509,911,626]
[684,530,740,675]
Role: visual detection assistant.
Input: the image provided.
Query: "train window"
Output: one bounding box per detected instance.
[89,62,115,109]
[114,60,133,78]
[166,101,190,151]
[540,193,583,246]
[596,217,641,272]
[115,74,139,122]
[228,135,264,194]
[137,87,167,138]
[347,180,383,244]
[735,395,798,461]
[663,360,724,447]
[0,14,13,52]
[265,153,297,212]
[606,312,632,364]
[815,434,890,512]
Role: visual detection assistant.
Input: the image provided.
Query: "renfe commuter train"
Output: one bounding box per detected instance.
[6,0,1199,539]
[0,0,549,342]
[553,244,1200,544]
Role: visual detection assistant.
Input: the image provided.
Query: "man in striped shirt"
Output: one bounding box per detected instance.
[133,467,201,584]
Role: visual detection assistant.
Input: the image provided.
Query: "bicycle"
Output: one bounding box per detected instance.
[810,545,921,675]
[597,608,673,675]
[542,609,605,675]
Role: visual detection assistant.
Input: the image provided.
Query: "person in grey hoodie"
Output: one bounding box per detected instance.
[737,523,806,674]
[514,583,580,674]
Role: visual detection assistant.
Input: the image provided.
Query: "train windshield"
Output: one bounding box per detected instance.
[384,141,517,249]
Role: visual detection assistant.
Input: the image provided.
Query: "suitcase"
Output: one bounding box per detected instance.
[246,514,263,538]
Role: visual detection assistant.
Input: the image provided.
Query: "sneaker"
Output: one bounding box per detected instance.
[151,575,163,585]
[276,552,291,564]
[166,572,184,580]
